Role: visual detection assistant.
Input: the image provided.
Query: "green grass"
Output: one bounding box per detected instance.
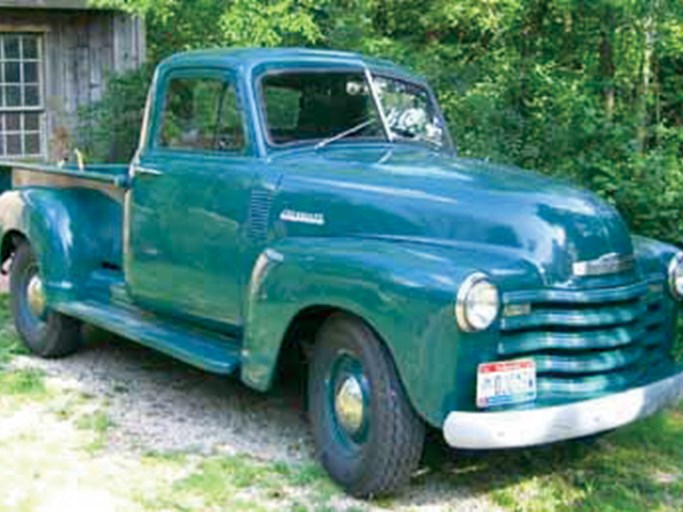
[0,294,27,363]
[0,295,49,404]
[148,455,348,512]
[75,409,114,452]
[0,368,46,397]
[0,295,683,511]
[412,403,683,512]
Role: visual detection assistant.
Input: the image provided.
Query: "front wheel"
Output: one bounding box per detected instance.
[9,241,83,358]
[308,313,425,497]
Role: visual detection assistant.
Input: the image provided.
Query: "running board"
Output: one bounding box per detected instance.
[55,300,241,375]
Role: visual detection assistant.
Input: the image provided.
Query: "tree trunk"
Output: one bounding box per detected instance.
[599,30,615,120]
[637,10,657,152]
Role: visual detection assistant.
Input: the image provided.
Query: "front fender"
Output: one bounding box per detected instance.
[241,236,537,426]
[633,235,680,276]
[0,188,122,302]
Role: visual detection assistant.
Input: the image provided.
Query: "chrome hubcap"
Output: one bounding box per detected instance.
[27,274,46,319]
[334,375,365,435]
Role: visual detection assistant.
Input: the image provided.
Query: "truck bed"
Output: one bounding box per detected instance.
[0,160,129,197]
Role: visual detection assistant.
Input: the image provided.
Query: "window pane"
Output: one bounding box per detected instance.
[5,113,20,131]
[261,72,382,145]
[22,37,38,59]
[5,85,20,106]
[24,133,40,154]
[24,85,39,106]
[374,76,445,148]
[215,86,245,152]
[23,62,38,83]
[4,62,20,83]
[3,36,19,59]
[0,34,45,158]
[24,113,39,130]
[264,87,301,130]
[159,77,224,150]
[6,134,21,155]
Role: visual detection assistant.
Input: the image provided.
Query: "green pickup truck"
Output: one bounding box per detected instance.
[1,48,683,497]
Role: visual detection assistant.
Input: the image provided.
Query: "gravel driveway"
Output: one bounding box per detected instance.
[2,277,498,511]
[14,327,312,461]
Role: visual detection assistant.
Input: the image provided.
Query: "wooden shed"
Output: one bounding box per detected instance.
[0,1,145,160]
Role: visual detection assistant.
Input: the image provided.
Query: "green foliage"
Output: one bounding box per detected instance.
[82,0,683,243]
[77,65,153,163]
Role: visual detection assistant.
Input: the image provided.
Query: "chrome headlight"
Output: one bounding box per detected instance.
[668,252,683,300]
[456,273,500,332]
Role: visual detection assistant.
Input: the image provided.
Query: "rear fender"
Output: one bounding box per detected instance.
[0,188,122,302]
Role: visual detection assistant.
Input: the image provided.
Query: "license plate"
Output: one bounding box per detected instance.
[476,359,536,409]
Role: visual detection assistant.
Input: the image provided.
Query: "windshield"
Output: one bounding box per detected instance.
[262,71,384,146]
[261,70,448,149]
[372,75,446,149]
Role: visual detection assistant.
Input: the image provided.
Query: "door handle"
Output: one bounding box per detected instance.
[134,166,164,177]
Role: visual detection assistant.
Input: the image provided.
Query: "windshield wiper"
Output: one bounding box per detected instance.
[314,118,376,150]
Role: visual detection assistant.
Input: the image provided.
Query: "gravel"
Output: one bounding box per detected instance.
[3,273,499,510]
[14,327,312,462]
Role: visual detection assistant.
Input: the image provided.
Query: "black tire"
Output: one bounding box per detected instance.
[9,241,83,358]
[308,313,425,498]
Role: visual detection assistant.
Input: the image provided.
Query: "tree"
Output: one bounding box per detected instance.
[84,0,683,243]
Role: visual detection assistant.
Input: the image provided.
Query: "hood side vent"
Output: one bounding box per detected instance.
[247,187,273,242]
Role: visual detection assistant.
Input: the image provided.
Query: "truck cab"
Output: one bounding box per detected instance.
[1,48,683,497]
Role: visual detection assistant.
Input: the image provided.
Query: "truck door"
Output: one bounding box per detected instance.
[125,68,253,329]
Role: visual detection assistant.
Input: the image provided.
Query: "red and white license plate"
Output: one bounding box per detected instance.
[476,359,536,409]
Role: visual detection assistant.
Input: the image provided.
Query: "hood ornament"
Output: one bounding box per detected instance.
[573,252,635,277]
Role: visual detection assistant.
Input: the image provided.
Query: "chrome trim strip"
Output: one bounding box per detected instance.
[572,252,635,277]
[133,166,163,177]
[364,67,394,143]
[443,370,683,449]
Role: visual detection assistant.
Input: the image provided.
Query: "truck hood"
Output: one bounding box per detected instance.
[272,144,635,287]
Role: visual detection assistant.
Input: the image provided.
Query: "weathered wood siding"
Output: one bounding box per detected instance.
[0,8,145,159]
[0,1,94,8]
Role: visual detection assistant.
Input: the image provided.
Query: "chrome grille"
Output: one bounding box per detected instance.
[499,280,668,401]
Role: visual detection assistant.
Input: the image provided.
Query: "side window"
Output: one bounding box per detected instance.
[158,76,245,153]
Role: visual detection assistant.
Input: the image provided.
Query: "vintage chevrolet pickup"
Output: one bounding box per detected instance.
[1,48,683,497]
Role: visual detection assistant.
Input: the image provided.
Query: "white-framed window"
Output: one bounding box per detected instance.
[0,33,44,158]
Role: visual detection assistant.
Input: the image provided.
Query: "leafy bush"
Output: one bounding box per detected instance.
[76,65,154,164]
[80,0,683,245]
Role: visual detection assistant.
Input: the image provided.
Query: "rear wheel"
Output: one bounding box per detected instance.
[308,313,425,497]
[9,241,83,357]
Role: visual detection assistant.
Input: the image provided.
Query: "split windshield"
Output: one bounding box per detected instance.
[261,70,446,149]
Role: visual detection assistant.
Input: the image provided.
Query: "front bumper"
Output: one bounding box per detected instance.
[443,370,683,449]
